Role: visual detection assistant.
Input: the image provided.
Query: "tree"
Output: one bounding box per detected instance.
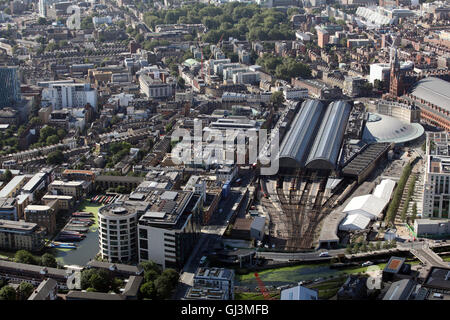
[411,202,418,223]
[47,150,64,165]
[345,244,352,254]
[89,269,112,293]
[37,17,47,25]
[2,169,12,182]
[140,261,162,274]
[17,282,34,300]
[375,241,381,250]
[46,135,60,145]
[41,253,57,268]
[140,281,156,299]
[14,250,37,265]
[81,269,96,290]
[270,91,285,109]
[0,286,16,300]
[112,278,124,293]
[144,270,160,283]
[154,276,173,299]
[161,269,179,287]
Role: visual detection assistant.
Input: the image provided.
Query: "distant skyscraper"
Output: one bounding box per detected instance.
[38,0,47,17]
[0,66,21,109]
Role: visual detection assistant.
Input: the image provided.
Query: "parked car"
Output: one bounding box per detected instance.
[319,252,330,257]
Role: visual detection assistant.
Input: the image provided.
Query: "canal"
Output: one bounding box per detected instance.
[53,201,103,266]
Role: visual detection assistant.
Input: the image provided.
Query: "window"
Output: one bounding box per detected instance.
[140,239,148,249]
[139,229,147,239]
[140,250,148,260]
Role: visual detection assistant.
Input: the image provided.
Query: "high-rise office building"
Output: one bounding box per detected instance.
[0,66,21,109]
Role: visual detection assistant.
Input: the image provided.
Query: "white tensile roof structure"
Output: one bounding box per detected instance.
[339,214,371,231]
[343,194,389,220]
[372,179,396,201]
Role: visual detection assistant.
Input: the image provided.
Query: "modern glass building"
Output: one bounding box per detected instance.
[0,66,21,109]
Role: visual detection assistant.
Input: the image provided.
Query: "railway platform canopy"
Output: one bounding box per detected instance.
[278,99,351,171]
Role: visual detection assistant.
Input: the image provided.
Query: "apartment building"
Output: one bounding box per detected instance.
[48,180,92,200]
[40,80,98,111]
[0,198,17,221]
[24,202,57,235]
[139,74,174,99]
[98,203,143,263]
[184,267,235,300]
[0,219,46,251]
[422,132,450,218]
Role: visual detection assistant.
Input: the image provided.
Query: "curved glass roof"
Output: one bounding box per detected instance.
[306,100,351,170]
[279,100,325,167]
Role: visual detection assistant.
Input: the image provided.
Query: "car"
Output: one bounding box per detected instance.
[362,261,373,267]
[199,256,207,265]
[319,252,330,257]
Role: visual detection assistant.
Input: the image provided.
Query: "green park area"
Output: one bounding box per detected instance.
[236,262,388,286]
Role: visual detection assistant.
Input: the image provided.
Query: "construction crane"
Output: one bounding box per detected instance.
[208,33,224,61]
[196,33,224,81]
[254,272,274,300]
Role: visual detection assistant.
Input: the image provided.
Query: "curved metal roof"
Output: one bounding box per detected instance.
[363,113,424,144]
[410,77,450,113]
[305,100,351,170]
[279,100,325,168]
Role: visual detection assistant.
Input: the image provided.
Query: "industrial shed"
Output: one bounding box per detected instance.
[343,194,388,220]
[305,100,351,170]
[339,214,371,231]
[278,99,326,168]
[372,179,396,201]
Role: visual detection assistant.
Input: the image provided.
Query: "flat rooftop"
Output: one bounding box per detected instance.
[138,189,193,227]
[423,266,450,291]
[342,143,392,176]
[0,219,38,232]
[384,256,406,274]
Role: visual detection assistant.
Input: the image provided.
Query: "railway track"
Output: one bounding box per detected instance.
[262,170,346,251]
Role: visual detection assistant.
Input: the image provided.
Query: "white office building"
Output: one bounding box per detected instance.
[139,74,173,99]
[422,132,450,219]
[41,81,98,111]
[138,190,201,270]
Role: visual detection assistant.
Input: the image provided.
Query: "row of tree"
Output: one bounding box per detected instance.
[384,161,413,225]
[14,250,58,268]
[345,240,397,254]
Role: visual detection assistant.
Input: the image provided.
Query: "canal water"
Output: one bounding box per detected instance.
[53,202,102,266]
[54,228,99,266]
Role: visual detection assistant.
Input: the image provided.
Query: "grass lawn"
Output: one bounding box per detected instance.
[237,262,330,282]
[235,292,280,300]
[77,200,103,230]
[236,262,388,285]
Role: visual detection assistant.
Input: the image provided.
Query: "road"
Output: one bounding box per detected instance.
[173,185,247,299]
